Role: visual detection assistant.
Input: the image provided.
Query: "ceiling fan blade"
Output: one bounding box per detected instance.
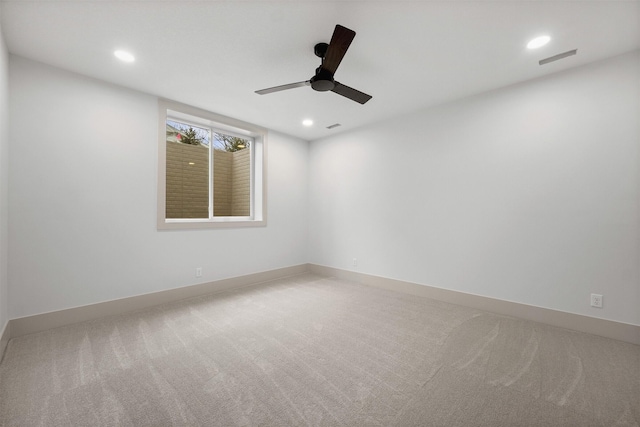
[331,82,372,104]
[255,81,310,95]
[321,25,356,75]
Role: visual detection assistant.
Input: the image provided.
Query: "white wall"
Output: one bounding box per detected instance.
[8,56,308,319]
[0,11,10,331]
[7,50,639,327]
[309,51,640,326]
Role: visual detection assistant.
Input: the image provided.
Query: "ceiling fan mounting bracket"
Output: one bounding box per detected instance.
[314,42,329,58]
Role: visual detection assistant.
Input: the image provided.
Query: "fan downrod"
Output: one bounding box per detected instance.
[311,43,334,91]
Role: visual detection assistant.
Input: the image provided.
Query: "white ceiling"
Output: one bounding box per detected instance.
[2,1,639,141]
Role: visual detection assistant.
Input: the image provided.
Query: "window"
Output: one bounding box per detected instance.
[158,99,266,229]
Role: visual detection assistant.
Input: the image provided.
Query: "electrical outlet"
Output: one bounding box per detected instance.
[590,293,603,308]
[196,267,202,278]
[352,258,358,267]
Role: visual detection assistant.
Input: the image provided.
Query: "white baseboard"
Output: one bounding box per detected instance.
[308,264,640,345]
[4,263,638,351]
[8,264,309,339]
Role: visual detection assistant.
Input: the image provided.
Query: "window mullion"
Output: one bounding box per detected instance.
[208,128,214,220]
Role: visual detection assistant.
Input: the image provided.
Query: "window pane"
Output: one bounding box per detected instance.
[213,132,251,217]
[165,120,210,219]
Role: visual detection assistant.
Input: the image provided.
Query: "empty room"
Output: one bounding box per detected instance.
[0,1,638,426]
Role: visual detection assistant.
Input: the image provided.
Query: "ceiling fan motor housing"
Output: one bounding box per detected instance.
[311,69,335,91]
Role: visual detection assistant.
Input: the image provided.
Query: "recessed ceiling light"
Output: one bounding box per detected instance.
[527,35,551,49]
[114,50,135,63]
[302,119,313,127]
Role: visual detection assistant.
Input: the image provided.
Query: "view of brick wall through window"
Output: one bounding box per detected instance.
[166,141,250,218]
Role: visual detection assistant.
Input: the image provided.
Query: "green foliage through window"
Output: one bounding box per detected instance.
[166,120,210,146]
[214,134,250,152]
[180,127,205,145]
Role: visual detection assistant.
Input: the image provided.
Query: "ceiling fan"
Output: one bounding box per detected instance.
[255,24,372,105]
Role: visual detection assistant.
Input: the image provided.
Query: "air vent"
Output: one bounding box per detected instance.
[326,123,341,129]
[539,49,577,65]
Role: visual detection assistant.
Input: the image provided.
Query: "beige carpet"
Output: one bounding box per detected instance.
[1,273,638,426]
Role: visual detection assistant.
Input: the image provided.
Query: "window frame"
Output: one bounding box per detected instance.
[157,99,267,229]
